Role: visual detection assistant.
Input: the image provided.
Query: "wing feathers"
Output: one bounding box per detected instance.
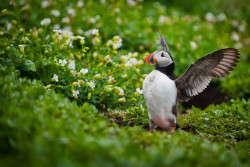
[175,48,239,102]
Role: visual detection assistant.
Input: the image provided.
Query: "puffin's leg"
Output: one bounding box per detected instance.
[149,119,157,131]
[149,113,157,131]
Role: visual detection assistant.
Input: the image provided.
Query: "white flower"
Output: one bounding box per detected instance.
[205,12,216,23]
[129,58,142,66]
[80,68,88,74]
[50,10,60,17]
[88,81,95,89]
[59,59,67,66]
[62,17,70,23]
[18,44,26,47]
[127,0,136,7]
[18,44,26,53]
[100,0,106,4]
[217,13,226,22]
[53,24,60,30]
[118,97,126,103]
[53,29,63,33]
[67,8,75,16]
[92,37,100,45]
[77,0,84,7]
[190,41,198,50]
[68,60,75,70]
[108,76,114,83]
[40,18,51,26]
[52,74,58,82]
[92,29,99,35]
[72,90,79,97]
[78,80,83,87]
[140,104,145,111]
[7,22,12,31]
[112,36,122,49]
[77,35,85,39]
[22,37,29,42]
[115,86,125,96]
[41,1,49,8]
[136,88,143,94]
[231,32,239,41]
[115,8,120,13]
[89,17,96,23]
[78,35,85,45]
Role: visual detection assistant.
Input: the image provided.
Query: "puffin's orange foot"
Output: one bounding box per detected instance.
[172,126,176,130]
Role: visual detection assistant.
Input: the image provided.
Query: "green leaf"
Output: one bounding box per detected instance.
[35,59,58,84]
[20,60,36,72]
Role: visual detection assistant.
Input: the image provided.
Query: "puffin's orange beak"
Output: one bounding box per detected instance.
[144,52,154,64]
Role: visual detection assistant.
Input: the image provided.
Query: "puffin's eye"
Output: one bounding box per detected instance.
[161,53,164,57]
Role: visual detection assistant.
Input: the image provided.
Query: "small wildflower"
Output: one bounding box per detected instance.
[50,10,60,17]
[108,76,114,83]
[92,29,99,35]
[73,82,78,86]
[205,12,216,23]
[190,41,198,50]
[70,70,76,76]
[80,68,88,74]
[112,36,122,49]
[67,8,75,16]
[127,0,136,7]
[18,44,26,53]
[41,18,51,26]
[22,37,29,42]
[92,37,100,45]
[78,80,84,87]
[115,86,125,96]
[118,97,126,103]
[140,104,145,111]
[136,88,143,94]
[68,60,75,70]
[77,0,84,7]
[41,1,49,8]
[104,55,113,63]
[52,74,58,82]
[72,90,79,99]
[122,74,128,78]
[105,85,113,91]
[94,74,102,79]
[62,17,70,24]
[231,32,239,41]
[77,72,81,78]
[87,93,91,99]
[45,84,51,89]
[217,13,226,22]
[87,81,95,89]
[53,29,63,33]
[59,59,67,66]
[78,35,85,45]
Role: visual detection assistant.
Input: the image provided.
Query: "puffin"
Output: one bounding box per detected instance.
[143,31,240,131]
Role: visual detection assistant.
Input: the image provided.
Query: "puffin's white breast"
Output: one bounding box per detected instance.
[143,70,177,129]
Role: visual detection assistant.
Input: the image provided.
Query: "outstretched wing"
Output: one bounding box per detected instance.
[175,48,240,102]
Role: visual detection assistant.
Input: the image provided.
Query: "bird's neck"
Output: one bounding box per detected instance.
[155,62,177,80]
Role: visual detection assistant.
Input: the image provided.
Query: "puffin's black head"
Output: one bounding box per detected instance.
[144,30,174,67]
[144,50,173,67]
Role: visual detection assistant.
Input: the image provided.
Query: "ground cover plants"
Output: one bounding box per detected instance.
[0,0,249,166]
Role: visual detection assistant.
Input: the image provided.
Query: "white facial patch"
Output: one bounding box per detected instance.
[154,50,173,67]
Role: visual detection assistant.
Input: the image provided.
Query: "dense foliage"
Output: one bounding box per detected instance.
[0,0,249,166]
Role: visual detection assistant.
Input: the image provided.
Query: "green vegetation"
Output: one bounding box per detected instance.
[0,0,249,166]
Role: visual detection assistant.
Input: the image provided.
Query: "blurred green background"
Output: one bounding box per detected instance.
[0,0,249,166]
